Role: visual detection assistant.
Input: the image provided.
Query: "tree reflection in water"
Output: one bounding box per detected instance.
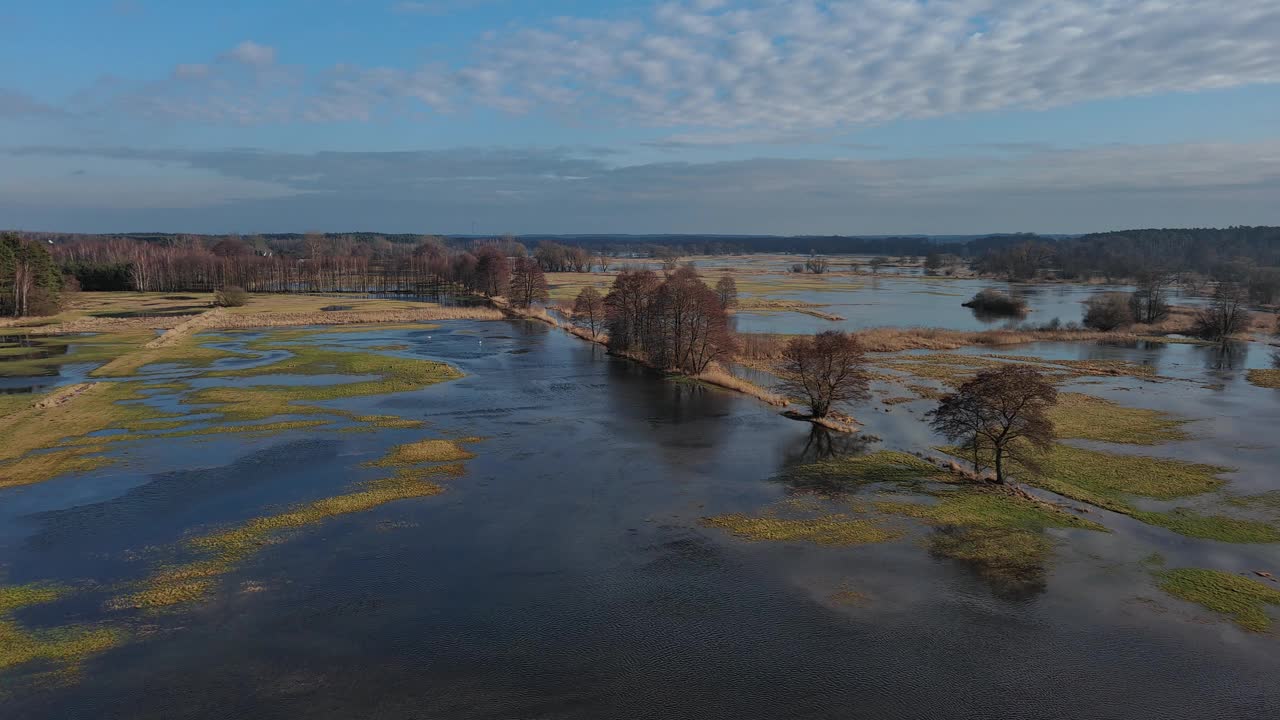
[1205,340,1248,371]
[787,426,876,465]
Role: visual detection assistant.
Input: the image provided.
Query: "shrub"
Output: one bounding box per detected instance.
[1083,292,1134,331]
[213,286,250,307]
[962,289,1028,316]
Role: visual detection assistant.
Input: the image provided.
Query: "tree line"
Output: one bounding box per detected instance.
[974,227,1280,301]
[1,232,62,317]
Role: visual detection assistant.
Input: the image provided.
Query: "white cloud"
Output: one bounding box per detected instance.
[223,41,276,68]
[19,1,1280,133]
[316,0,1280,130]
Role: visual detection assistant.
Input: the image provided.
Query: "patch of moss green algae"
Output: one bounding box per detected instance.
[0,584,124,675]
[700,514,902,546]
[1049,393,1189,445]
[1158,568,1280,632]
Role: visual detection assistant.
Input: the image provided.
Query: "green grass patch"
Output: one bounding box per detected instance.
[1004,445,1279,543]
[1029,444,1228,501]
[1132,509,1280,544]
[780,450,948,490]
[1049,393,1189,445]
[700,514,902,546]
[875,491,1105,533]
[1158,568,1280,632]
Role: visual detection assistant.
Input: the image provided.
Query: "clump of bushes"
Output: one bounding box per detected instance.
[1083,292,1134,331]
[213,286,249,307]
[962,289,1028,316]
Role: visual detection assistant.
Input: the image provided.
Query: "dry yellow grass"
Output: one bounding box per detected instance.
[694,365,787,406]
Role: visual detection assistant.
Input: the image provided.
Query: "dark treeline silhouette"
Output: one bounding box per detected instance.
[12,226,1280,299]
[974,227,1280,292]
[43,233,522,296]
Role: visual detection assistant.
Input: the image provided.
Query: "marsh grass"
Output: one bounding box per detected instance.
[1027,444,1227,501]
[998,444,1280,543]
[119,469,457,610]
[1049,393,1189,444]
[1,329,462,487]
[874,491,1103,594]
[0,331,153,378]
[1158,568,1280,632]
[874,491,1105,533]
[93,338,249,377]
[700,514,903,546]
[1247,369,1280,389]
[693,365,787,405]
[0,446,115,489]
[0,382,169,487]
[781,450,947,491]
[364,438,480,467]
[0,583,124,675]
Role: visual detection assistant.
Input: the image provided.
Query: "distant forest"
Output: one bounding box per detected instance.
[7,226,1280,304]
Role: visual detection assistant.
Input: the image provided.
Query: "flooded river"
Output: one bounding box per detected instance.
[2,321,1278,719]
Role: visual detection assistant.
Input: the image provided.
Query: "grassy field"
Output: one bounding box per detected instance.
[0,293,486,488]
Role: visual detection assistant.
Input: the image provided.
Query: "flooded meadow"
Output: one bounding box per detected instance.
[1,288,1278,719]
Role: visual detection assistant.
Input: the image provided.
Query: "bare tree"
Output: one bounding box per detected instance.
[1130,270,1171,324]
[1193,282,1250,342]
[805,255,830,274]
[928,366,1058,484]
[1083,292,1134,331]
[508,256,548,308]
[474,245,511,298]
[715,275,738,309]
[868,257,887,275]
[779,331,870,418]
[572,286,606,338]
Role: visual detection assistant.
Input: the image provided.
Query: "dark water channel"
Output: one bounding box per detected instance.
[2,321,1277,719]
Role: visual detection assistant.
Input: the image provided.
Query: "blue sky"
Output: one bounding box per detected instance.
[2,0,1279,234]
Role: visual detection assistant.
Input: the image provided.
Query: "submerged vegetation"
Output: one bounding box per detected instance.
[700,514,902,546]
[707,449,1106,596]
[118,469,456,610]
[0,583,123,676]
[1157,568,1280,632]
